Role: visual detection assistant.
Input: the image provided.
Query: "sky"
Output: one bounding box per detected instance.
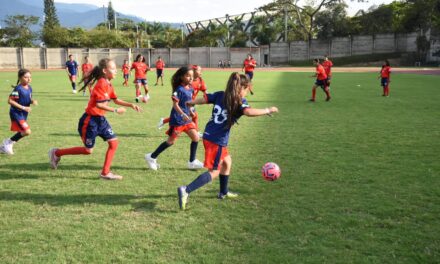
[55,0,396,23]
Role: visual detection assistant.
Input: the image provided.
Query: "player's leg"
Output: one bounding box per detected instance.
[145,135,175,170]
[135,81,141,101]
[178,169,219,210]
[186,128,203,169]
[218,155,238,199]
[310,84,317,102]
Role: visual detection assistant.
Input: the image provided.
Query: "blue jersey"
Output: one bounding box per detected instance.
[203,91,250,146]
[9,84,33,121]
[169,85,194,126]
[66,60,78,75]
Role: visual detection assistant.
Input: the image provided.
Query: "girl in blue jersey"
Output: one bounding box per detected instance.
[145,66,204,170]
[177,72,278,210]
[0,69,38,155]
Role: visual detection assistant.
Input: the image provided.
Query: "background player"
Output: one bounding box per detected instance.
[49,58,142,180]
[145,66,203,171]
[131,54,150,102]
[379,59,391,97]
[154,56,165,86]
[242,53,256,94]
[177,72,278,210]
[0,69,38,155]
[322,55,333,89]
[81,56,94,96]
[310,58,331,102]
[122,59,130,87]
[65,54,79,94]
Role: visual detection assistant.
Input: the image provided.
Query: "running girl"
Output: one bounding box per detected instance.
[131,54,150,102]
[310,58,331,102]
[81,56,94,96]
[122,59,130,87]
[154,56,165,86]
[65,54,79,94]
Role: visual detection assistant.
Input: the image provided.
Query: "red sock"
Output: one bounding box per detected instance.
[312,88,316,100]
[101,140,118,175]
[163,117,170,124]
[136,88,141,97]
[55,147,91,156]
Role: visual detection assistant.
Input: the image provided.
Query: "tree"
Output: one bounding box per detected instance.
[43,0,59,29]
[108,1,115,29]
[314,2,351,39]
[1,15,39,47]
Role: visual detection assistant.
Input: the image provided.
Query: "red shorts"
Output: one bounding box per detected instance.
[166,122,197,140]
[203,139,229,170]
[11,120,30,132]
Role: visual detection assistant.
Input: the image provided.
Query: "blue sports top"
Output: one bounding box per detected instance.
[65,60,78,75]
[169,85,194,126]
[9,84,32,119]
[203,91,250,146]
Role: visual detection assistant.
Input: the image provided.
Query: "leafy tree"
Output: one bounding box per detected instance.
[108,1,115,29]
[43,0,60,29]
[1,15,39,47]
[315,2,351,38]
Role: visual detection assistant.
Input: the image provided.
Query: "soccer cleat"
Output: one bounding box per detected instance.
[157,118,165,130]
[177,186,189,210]
[188,159,203,170]
[217,191,239,200]
[48,148,61,169]
[100,172,123,180]
[326,97,331,102]
[145,153,159,170]
[2,139,14,155]
[135,97,139,103]
[72,90,77,94]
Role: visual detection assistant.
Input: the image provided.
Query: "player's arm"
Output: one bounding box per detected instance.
[8,97,31,112]
[113,98,142,112]
[243,106,278,117]
[172,100,190,121]
[186,97,208,107]
[96,101,127,115]
[65,66,71,76]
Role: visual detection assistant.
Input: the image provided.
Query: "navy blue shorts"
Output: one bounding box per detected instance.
[245,71,254,80]
[123,74,129,79]
[156,69,163,77]
[315,79,327,89]
[381,78,389,87]
[135,78,147,85]
[78,113,116,148]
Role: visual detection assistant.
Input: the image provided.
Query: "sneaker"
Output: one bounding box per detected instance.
[177,186,189,210]
[217,191,239,200]
[0,144,6,154]
[326,97,331,102]
[145,153,159,170]
[2,139,14,155]
[100,172,123,180]
[188,159,204,170]
[135,97,139,103]
[72,90,77,94]
[48,148,61,169]
[157,118,165,130]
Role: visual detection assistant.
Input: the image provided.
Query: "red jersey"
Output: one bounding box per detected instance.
[322,60,333,77]
[85,78,117,116]
[381,66,391,78]
[156,60,165,70]
[131,62,148,79]
[192,77,207,99]
[243,58,256,72]
[316,64,328,80]
[122,64,130,74]
[81,63,93,75]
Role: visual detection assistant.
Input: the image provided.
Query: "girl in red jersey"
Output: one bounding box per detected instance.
[145,66,203,171]
[379,60,391,97]
[49,58,142,180]
[81,56,94,96]
[122,59,130,87]
[131,54,150,103]
[154,56,165,86]
[0,69,38,155]
[310,58,331,102]
[177,72,278,210]
[322,55,333,88]
[157,64,207,136]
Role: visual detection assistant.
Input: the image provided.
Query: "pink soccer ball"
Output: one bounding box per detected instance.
[262,162,281,181]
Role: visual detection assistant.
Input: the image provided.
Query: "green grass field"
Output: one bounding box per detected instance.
[0,69,439,263]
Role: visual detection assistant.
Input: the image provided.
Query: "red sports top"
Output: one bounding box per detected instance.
[131,62,148,79]
[156,60,165,70]
[243,58,256,72]
[85,78,117,116]
[322,60,333,76]
[192,77,207,99]
[381,66,391,78]
[316,64,328,80]
[122,64,130,74]
[81,63,93,75]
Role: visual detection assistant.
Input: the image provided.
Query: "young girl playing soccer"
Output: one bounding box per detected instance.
[49,58,142,180]
[145,66,203,171]
[177,72,278,210]
[379,60,391,97]
[131,54,150,102]
[122,59,130,87]
[81,56,94,96]
[0,69,38,155]
[310,58,331,102]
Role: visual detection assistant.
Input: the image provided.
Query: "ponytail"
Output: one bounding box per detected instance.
[79,58,111,92]
[223,72,249,129]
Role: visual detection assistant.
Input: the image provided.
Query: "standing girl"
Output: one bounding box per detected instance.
[154,56,165,86]
[49,59,142,180]
[122,59,130,87]
[177,72,278,210]
[0,69,38,155]
[145,66,203,170]
[65,54,79,94]
[379,60,391,97]
[81,55,94,96]
[131,54,150,102]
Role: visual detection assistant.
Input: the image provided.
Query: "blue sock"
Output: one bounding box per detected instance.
[189,141,198,162]
[186,171,212,194]
[151,141,171,159]
[219,174,229,195]
[10,132,23,142]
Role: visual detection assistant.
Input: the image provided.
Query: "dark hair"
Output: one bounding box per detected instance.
[385,59,390,66]
[313,58,320,63]
[14,68,31,87]
[223,72,250,129]
[69,54,73,58]
[171,66,191,92]
[135,54,145,62]
[79,58,112,92]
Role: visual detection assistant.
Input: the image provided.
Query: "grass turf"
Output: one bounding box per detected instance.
[0,69,439,263]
